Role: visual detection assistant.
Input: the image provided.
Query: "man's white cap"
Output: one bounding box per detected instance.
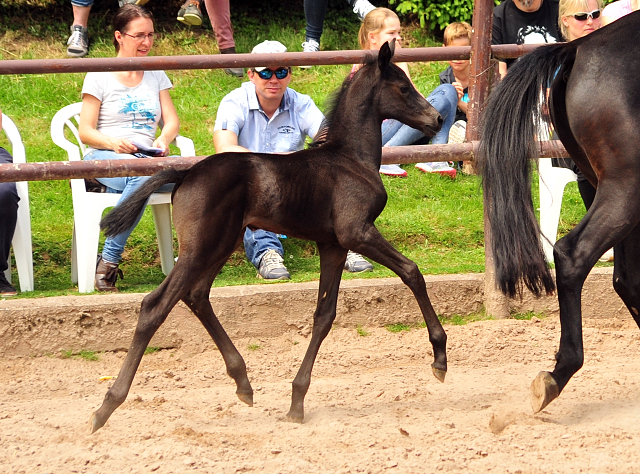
[251,40,287,71]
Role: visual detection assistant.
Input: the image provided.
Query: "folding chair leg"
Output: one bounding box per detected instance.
[74,212,103,293]
[151,203,175,275]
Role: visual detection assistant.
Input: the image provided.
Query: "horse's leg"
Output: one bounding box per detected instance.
[531,182,640,413]
[344,226,447,381]
[612,224,640,329]
[287,242,347,423]
[90,261,195,433]
[181,260,253,406]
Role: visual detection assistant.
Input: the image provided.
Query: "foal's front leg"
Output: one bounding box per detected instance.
[287,243,348,423]
[346,226,447,381]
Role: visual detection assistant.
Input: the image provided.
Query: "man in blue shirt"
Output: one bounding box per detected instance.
[214,40,373,280]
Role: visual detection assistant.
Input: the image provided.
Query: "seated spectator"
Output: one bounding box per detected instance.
[213,40,374,280]
[176,0,244,76]
[602,0,639,25]
[0,107,19,297]
[355,8,459,178]
[78,5,180,291]
[439,21,472,171]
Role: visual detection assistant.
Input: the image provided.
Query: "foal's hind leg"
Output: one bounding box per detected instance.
[531,182,640,413]
[344,226,447,380]
[182,265,253,406]
[287,243,348,423]
[90,263,195,433]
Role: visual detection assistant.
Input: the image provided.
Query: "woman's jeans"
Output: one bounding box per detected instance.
[0,147,19,274]
[243,228,284,269]
[382,84,458,147]
[85,149,174,264]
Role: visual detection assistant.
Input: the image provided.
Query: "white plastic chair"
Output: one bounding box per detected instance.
[537,117,578,263]
[50,102,196,293]
[2,113,34,292]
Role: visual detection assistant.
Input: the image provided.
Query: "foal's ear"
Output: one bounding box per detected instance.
[378,39,395,72]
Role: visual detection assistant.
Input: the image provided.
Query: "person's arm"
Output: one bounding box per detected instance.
[498,61,508,79]
[154,89,179,157]
[79,94,137,154]
[213,129,251,153]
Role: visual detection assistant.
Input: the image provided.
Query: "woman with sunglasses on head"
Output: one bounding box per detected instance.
[79,4,180,291]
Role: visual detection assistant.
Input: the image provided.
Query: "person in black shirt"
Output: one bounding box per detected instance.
[492,0,560,77]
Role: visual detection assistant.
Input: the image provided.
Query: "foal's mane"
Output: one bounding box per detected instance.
[308,54,377,148]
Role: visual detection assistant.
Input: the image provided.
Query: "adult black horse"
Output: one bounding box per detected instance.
[479,12,640,413]
[91,41,448,433]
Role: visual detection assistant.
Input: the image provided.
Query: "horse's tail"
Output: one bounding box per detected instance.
[478,42,578,298]
[100,168,188,238]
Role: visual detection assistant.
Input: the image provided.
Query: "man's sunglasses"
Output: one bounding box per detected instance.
[254,68,291,80]
[570,9,600,21]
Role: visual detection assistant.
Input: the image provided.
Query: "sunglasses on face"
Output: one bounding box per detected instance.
[570,9,601,21]
[254,68,291,80]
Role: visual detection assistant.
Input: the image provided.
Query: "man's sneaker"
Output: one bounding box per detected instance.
[344,251,373,273]
[177,0,203,26]
[300,39,320,69]
[415,161,457,178]
[257,249,290,281]
[379,164,408,177]
[219,47,244,77]
[118,0,150,6]
[352,0,376,21]
[67,25,88,58]
[0,273,17,297]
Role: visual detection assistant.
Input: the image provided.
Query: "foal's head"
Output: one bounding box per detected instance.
[366,40,442,137]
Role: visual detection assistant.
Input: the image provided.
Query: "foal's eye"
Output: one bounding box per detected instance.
[400,85,410,94]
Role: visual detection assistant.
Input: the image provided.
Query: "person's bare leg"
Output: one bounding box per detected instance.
[67,4,91,57]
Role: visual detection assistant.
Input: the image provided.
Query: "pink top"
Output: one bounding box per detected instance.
[602,0,635,22]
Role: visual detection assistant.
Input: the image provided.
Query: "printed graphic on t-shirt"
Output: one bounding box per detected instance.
[278,125,295,134]
[118,93,158,131]
[517,25,557,45]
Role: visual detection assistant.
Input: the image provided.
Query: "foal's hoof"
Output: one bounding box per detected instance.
[431,366,446,383]
[530,371,560,413]
[89,412,106,434]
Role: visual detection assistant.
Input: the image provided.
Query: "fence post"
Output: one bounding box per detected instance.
[469,0,510,319]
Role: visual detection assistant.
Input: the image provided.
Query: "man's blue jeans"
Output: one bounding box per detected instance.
[382,84,458,146]
[85,149,173,264]
[243,228,284,269]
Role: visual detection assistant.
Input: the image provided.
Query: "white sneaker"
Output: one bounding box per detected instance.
[352,0,376,21]
[344,251,373,273]
[448,120,467,144]
[599,248,614,262]
[300,39,320,69]
[415,161,457,178]
[67,25,88,58]
[379,164,407,177]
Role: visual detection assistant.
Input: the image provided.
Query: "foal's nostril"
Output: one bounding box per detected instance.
[437,115,443,126]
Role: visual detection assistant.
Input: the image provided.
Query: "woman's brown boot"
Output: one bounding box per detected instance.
[95,256,123,292]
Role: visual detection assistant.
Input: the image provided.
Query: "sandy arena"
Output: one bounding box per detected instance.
[1,311,639,473]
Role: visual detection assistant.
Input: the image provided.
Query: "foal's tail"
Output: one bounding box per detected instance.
[478,42,578,298]
[100,169,188,238]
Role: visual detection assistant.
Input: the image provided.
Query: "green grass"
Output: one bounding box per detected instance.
[385,323,414,333]
[356,325,370,337]
[0,0,595,298]
[438,310,491,326]
[144,346,161,355]
[509,310,546,321]
[60,349,100,361]
[247,343,261,351]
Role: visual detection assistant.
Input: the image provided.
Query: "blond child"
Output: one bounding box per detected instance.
[440,22,472,124]
[355,8,459,178]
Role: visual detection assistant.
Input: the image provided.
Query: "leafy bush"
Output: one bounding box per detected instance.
[390,0,500,33]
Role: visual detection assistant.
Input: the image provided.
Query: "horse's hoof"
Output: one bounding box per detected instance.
[237,392,254,407]
[285,410,304,424]
[530,371,560,413]
[431,366,446,383]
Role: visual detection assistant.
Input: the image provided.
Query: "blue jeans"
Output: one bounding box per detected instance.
[71,0,93,7]
[382,84,458,147]
[243,228,284,269]
[85,149,174,264]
